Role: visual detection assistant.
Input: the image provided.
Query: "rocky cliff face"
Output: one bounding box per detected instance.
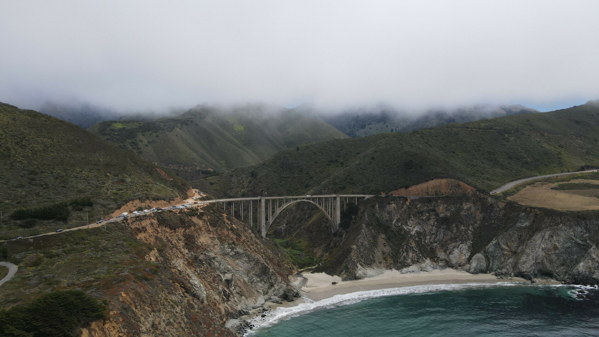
[272,191,599,285]
[81,206,296,336]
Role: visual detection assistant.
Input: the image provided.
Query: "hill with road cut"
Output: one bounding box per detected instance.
[0,102,190,240]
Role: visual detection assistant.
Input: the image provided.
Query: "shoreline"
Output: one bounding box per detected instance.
[298,269,531,301]
[238,269,554,334]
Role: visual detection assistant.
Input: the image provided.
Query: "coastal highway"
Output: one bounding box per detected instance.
[490,169,599,195]
[0,201,207,242]
[0,262,18,287]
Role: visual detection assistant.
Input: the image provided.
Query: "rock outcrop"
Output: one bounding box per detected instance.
[81,206,295,336]
[468,253,487,274]
[273,190,599,285]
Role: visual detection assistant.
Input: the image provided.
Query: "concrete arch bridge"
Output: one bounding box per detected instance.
[200,195,374,237]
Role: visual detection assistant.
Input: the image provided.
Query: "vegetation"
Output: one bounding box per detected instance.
[0,103,189,239]
[11,198,94,222]
[307,104,536,138]
[0,290,107,337]
[495,171,599,202]
[88,104,348,184]
[202,101,599,196]
[552,183,599,190]
[0,220,162,312]
[0,265,7,280]
[274,238,320,269]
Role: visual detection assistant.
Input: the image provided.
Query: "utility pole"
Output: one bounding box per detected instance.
[87,212,89,229]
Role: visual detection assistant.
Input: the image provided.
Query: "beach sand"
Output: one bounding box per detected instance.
[237,269,547,333]
[298,269,529,301]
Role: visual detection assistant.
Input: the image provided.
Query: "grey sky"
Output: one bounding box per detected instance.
[1,1,598,112]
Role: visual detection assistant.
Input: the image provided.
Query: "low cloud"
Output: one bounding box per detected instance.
[1,1,598,113]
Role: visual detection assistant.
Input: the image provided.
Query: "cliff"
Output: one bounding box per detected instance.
[1,206,296,336]
[271,190,599,285]
[80,207,297,336]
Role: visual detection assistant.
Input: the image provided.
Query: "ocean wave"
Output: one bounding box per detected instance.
[567,284,599,300]
[244,282,521,335]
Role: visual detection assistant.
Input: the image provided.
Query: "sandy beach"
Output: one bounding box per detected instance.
[298,269,530,301]
[238,269,550,333]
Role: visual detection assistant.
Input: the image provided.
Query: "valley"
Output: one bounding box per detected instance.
[88,104,347,184]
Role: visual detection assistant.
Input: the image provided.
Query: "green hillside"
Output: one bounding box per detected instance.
[300,104,537,138]
[0,103,189,239]
[201,101,599,197]
[88,104,348,184]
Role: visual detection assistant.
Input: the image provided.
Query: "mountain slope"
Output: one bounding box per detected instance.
[300,104,537,137]
[88,104,348,183]
[201,101,599,197]
[0,102,189,239]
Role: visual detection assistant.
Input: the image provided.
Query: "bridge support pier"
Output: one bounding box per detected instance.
[335,195,340,230]
[260,197,266,238]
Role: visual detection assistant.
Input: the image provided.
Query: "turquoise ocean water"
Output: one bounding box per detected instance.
[249,283,599,336]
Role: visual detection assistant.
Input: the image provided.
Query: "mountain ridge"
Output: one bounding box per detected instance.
[88,104,349,183]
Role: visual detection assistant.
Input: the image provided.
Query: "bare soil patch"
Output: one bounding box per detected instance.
[110,188,200,218]
[508,179,599,211]
[387,178,475,197]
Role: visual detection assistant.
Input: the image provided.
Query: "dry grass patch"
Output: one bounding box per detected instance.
[0,265,8,280]
[508,179,599,211]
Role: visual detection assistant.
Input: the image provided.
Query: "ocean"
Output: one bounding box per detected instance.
[248,283,599,336]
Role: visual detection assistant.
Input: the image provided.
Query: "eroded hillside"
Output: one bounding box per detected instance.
[0,207,296,336]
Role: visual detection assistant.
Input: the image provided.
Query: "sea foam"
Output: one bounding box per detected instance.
[245,282,521,335]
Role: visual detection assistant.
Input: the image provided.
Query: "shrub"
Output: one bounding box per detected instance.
[0,290,107,337]
[12,203,70,222]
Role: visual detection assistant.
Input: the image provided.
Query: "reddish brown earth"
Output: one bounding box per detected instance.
[110,188,199,218]
[386,179,476,197]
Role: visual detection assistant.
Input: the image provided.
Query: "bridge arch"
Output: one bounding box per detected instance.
[265,199,335,234]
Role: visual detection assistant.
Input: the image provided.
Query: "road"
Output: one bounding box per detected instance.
[0,261,18,287]
[0,201,209,242]
[490,169,599,195]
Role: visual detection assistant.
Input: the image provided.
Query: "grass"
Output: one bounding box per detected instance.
[552,183,599,190]
[0,290,107,337]
[88,105,348,183]
[0,265,8,280]
[0,102,190,239]
[203,101,599,197]
[274,238,320,269]
[0,221,157,310]
[495,171,599,202]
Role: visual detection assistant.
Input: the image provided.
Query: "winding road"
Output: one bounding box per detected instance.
[490,169,599,195]
[0,261,18,287]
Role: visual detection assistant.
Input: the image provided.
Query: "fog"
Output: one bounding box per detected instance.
[1,1,598,113]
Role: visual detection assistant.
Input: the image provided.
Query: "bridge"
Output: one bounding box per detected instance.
[199,195,374,237]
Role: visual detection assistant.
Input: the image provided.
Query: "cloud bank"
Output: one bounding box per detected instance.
[1,1,598,112]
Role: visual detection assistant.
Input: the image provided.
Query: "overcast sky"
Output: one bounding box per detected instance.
[1,1,598,113]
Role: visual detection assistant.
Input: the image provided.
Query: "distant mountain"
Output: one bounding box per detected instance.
[0,102,189,239]
[298,104,538,138]
[40,101,185,129]
[201,101,599,197]
[40,101,122,129]
[88,104,348,183]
